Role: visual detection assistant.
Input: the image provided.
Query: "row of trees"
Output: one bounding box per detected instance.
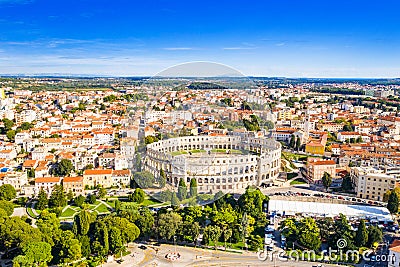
[0,198,142,266]
[280,214,383,256]
[1,118,34,142]
[153,187,268,251]
[288,134,301,151]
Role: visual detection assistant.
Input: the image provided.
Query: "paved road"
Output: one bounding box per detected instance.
[103,244,341,267]
[11,207,26,217]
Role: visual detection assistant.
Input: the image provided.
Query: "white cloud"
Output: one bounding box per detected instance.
[223,47,256,50]
[163,47,196,51]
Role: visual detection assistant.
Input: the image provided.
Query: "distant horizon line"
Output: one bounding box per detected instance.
[1,74,399,80]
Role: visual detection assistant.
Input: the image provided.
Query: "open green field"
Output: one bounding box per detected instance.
[290,178,307,185]
[106,195,163,207]
[94,203,109,213]
[58,200,112,219]
[211,149,245,154]
[171,149,206,156]
[60,207,77,218]
[282,151,308,162]
[208,241,245,251]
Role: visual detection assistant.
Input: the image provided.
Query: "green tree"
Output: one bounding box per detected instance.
[248,234,263,251]
[51,159,74,177]
[36,210,61,246]
[109,226,123,254]
[298,217,321,251]
[66,190,74,201]
[0,184,16,201]
[341,175,353,192]
[74,195,85,208]
[55,230,82,264]
[2,118,14,132]
[203,225,222,250]
[238,187,266,220]
[129,188,146,203]
[177,178,187,200]
[355,220,368,247]
[289,135,295,148]
[79,235,91,258]
[49,185,67,208]
[322,172,332,191]
[27,168,35,178]
[159,168,166,188]
[157,211,182,241]
[84,164,94,170]
[91,221,109,257]
[97,186,107,199]
[295,137,301,151]
[367,226,383,248]
[180,221,200,244]
[87,194,97,204]
[222,228,232,250]
[6,130,16,141]
[171,191,179,207]
[387,190,399,214]
[14,241,52,267]
[343,124,354,132]
[115,199,121,213]
[330,214,355,250]
[0,208,8,218]
[0,200,14,216]
[73,209,96,236]
[133,171,155,188]
[36,188,48,210]
[189,178,197,198]
[19,122,33,131]
[0,217,43,254]
[135,208,154,238]
[316,218,334,241]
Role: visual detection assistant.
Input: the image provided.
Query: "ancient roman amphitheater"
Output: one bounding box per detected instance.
[144,134,281,193]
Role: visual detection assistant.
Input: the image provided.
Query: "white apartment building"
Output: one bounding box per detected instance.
[351,166,396,201]
[15,110,36,124]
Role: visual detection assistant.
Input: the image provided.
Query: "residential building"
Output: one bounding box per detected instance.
[63,176,84,195]
[83,169,113,188]
[307,158,336,183]
[35,177,62,195]
[111,169,131,187]
[351,166,396,201]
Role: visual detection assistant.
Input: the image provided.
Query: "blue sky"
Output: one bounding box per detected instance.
[0,0,399,77]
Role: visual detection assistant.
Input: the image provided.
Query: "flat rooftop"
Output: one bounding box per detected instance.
[268,199,392,222]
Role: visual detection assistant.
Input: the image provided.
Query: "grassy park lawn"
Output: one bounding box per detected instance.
[94,203,109,213]
[282,151,308,162]
[290,178,307,185]
[171,151,188,156]
[208,241,245,251]
[27,207,38,218]
[58,200,112,219]
[211,149,245,154]
[60,207,77,218]
[107,195,163,207]
[189,149,206,153]
[142,198,161,206]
